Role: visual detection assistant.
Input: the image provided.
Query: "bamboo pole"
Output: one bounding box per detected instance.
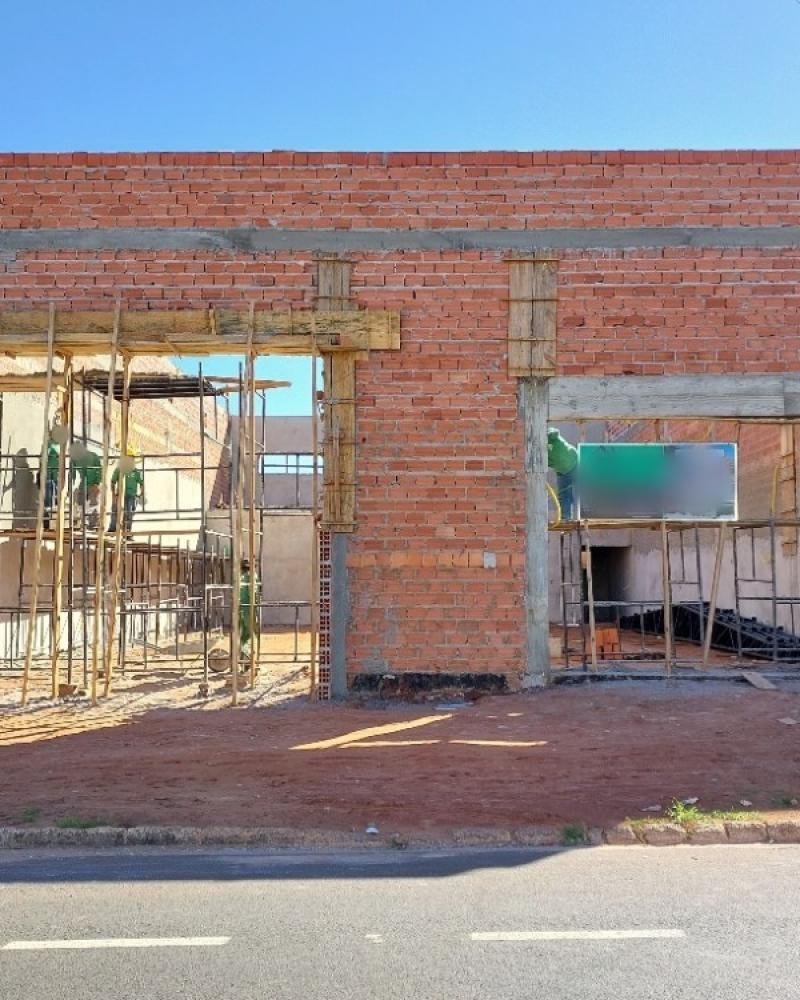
[229,358,245,705]
[21,303,57,706]
[702,523,728,669]
[246,315,257,690]
[661,520,673,677]
[103,353,132,697]
[199,362,209,696]
[50,355,73,697]
[90,303,120,706]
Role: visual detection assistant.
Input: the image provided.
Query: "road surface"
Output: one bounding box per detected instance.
[0,845,797,999]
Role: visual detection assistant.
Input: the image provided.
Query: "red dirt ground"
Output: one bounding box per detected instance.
[1,680,799,833]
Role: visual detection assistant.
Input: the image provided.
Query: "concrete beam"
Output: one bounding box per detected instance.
[549,374,800,421]
[2,225,800,255]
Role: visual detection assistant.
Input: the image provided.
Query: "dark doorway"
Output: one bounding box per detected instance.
[584,546,629,624]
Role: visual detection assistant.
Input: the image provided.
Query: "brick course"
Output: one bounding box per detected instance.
[1,151,798,682]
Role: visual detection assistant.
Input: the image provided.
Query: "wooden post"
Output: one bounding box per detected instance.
[50,355,73,698]
[583,526,598,672]
[246,324,257,690]
[661,521,673,676]
[520,376,550,686]
[90,303,120,706]
[21,303,56,706]
[103,353,131,697]
[229,340,249,705]
[702,523,728,669]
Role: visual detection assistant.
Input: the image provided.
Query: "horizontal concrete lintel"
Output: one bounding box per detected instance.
[2,225,800,255]
[549,374,800,420]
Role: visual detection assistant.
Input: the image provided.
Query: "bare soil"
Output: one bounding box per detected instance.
[1,664,799,834]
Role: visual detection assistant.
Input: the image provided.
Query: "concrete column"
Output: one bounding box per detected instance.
[521,376,550,687]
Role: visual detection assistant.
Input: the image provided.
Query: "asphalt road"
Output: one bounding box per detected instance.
[0,845,798,1000]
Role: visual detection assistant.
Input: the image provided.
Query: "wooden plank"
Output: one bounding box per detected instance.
[0,373,67,392]
[318,258,357,532]
[323,356,356,530]
[20,304,56,706]
[508,260,533,375]
[741,670,777,691]
[549,375,789,420]
[0,309,400,356]
[49,356,73,698]
[316,257,356,311]
[508,258,558,377]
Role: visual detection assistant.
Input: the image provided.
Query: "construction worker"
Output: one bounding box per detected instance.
[37,439,60,529]
[238,558,261,663]
[109,446,144,533]
[71,442,102,529]
[547,427,579,520]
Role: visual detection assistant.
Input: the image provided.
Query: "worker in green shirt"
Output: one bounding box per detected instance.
[109,448,144,533]
[71,443,102,529]
[238,559,261,663]
[38,440,61,529]
[547,427,579,520]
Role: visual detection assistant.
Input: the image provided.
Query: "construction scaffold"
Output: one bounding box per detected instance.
[0,343,325,708]
[553,516,800,677]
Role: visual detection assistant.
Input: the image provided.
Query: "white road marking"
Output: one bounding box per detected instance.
[471,930,685,942]
[2,937,231,951]
[365,934,384,943]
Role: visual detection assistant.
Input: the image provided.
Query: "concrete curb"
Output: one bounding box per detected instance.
[1,817,800,850]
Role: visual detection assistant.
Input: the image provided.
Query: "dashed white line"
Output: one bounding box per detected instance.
[471,929,686,942]
[2,937,231,951]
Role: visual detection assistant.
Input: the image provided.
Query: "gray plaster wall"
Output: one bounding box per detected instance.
[260,512,314,627]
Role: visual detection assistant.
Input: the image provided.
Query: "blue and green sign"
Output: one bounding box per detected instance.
[577,443,737,520]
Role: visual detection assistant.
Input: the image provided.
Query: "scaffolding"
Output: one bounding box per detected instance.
[554,517,800,675]
[0,352,323,707]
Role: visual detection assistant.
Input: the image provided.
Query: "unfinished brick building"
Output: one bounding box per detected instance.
[1,149,799,696]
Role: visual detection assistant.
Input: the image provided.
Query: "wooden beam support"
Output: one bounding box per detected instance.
[0,373,67,392]
[0,308,400,357]
[549,374,800,421]
[317,259,357,532]
[508,256,557,377]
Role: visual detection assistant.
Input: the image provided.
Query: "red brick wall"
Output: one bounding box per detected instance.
[2,150,799,228]
[1,150,799,681]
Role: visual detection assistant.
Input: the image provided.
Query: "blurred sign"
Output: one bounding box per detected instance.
[577,443,737,520]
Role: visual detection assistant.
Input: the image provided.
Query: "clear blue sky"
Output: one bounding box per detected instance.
[4,0,799,412]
